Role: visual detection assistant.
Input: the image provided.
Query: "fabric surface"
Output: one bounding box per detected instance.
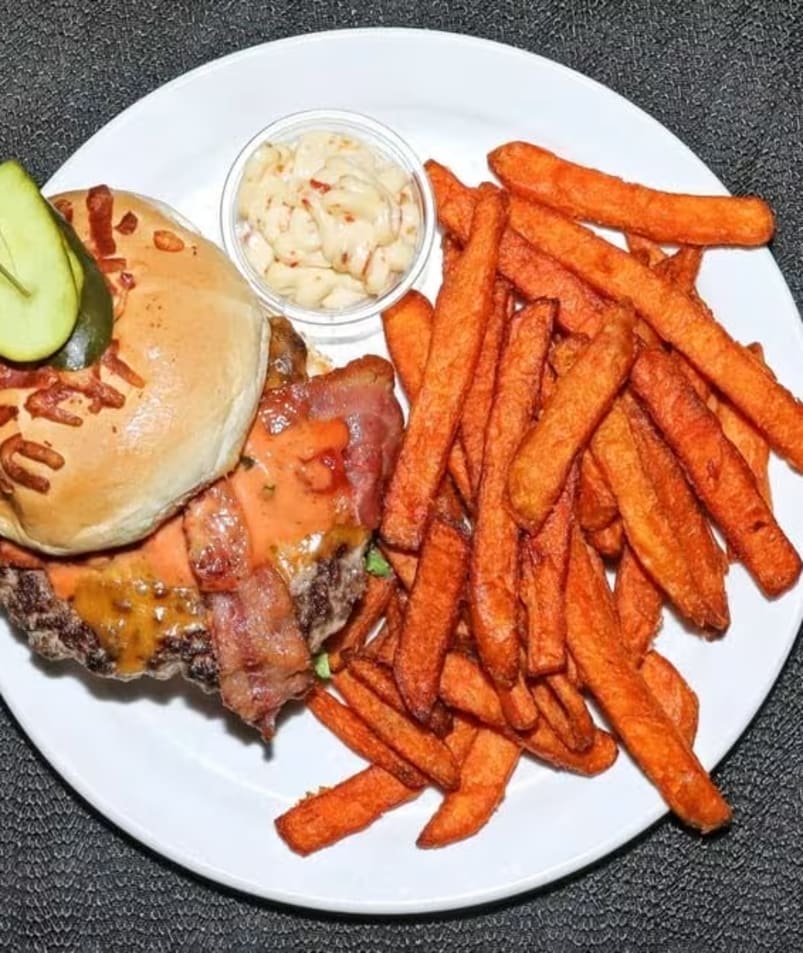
[1,1,802,950]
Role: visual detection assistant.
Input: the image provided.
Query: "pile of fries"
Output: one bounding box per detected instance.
[275,142,803,855]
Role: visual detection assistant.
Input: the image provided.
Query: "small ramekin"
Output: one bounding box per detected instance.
[220,109,435,328]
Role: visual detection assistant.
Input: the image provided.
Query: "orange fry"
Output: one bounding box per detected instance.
[521,467,576,676]
[547,672,595,752]
[714,343,772,509]
[275,766,419,856]
[519,721,618,776]
[508,306,635,534]
[444,711,480,763]
[461,279,511,493]
[379,543,418,591]
[577,451,618,533]
[506,196,803,471]
[586,518,625,560]
[565,527,731,832]
[591,400,715,629]
[614,544,663,660]
[361,621,399,667]
[490,141,774,245]
[626,233,666,267]
[306,686,427,789]
[381,290,473,506]
[327,574,394,672]
[497,668,539,731]
[334,669,460,790]
[624,392,729,628]
[654,246,703,294]
[381,186,507,550]
[417,728,521,848]
[631,348,801,597]
[531,680,583,752]
[471,300,554,686]
[426,159,606,337]
[395,518,470,722]
[639,651,699,748]
[439,652,507,730]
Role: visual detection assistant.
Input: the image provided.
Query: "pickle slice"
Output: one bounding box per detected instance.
[0,160,79,361]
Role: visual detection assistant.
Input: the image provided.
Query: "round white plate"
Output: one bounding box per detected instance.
[2,28,802,915]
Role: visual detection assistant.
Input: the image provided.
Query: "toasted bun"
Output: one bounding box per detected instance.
[0,189,269,555]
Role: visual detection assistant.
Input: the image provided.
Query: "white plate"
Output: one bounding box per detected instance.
[2,28,802,915]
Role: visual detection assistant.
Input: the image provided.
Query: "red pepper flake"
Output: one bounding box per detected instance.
[86,185,116,257]
[344,213,355,224]
[98,256,127,274]
[52,197,74,224]
[115,211,138,235]
[309,179,332,193]
[153,229,185,252]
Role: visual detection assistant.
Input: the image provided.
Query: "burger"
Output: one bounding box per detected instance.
[0,185,403,737]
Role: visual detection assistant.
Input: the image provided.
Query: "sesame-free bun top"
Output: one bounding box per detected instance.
[0,189,269,556]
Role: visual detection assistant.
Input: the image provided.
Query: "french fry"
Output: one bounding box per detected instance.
[439,651,507,730]
[565,526,731,832]
[379,543,418,591]
[426,160,606,337]
[444,711,480,762]
[395,518,469,722]
[490,141,774,245]
[591,400,715,628]
[577,451,618,533]
[531,680,583,752]
[521,467,576,676]
[461,279,511,493]
[306,686,427,789]
[327,574,395,672]
[381,290,473,505]
[417,728,521,848]
[519,721,618,776]
[626,233,666,267]
[508,305,635,534]
[360,621,398,666]
[714,343,772,508]
[639,651,699,748]
[471,300,554,686]
[654,246,703,293]
[505,196,803,471]
[275,766,419,856]
[333,669,460,790]
[586,518,625,560]
[497,668,539,731]
[631,348,801,597]
[547,672,595,752]
[381,186,507,550]
[624,392,729,628]
[614,544,663,660]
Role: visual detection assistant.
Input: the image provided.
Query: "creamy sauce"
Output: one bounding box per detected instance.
[236,131,421,309]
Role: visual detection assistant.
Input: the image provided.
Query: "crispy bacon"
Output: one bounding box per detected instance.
[184,481,252,592]
[115,211,138,235]
[207,564,312,738]
[52,197,74,224]
[101,340,144,388]
[0,540,44,569]
[0,434,65,494]
[86,185,116,257]
[98,256,127,274]
[153,229,185,252]
[0,364,58,391]
[0,405,18,428]
[26,373,125,426]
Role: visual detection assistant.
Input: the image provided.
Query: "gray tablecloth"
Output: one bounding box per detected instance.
[1,2,801,950]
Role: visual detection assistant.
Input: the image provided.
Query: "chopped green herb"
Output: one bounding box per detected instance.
[364,544,392,577]
[240,454,256,470]
[313,652,331,680]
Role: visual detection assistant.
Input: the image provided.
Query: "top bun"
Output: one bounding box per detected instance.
[0,189,269,555]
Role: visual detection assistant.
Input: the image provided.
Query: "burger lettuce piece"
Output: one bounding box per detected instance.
[0,160,79,362]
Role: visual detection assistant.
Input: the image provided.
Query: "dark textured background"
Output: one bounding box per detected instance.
[1,1,802,950]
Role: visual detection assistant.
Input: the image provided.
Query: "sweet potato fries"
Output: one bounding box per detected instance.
[275,139,802,857]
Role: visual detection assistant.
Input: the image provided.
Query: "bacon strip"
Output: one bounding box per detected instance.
[101,340,145,388]
[115,211,138,235]
[184,481,252,592]
[207,564,312,739]
[0,406,19,428]
[87,185,116,257]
